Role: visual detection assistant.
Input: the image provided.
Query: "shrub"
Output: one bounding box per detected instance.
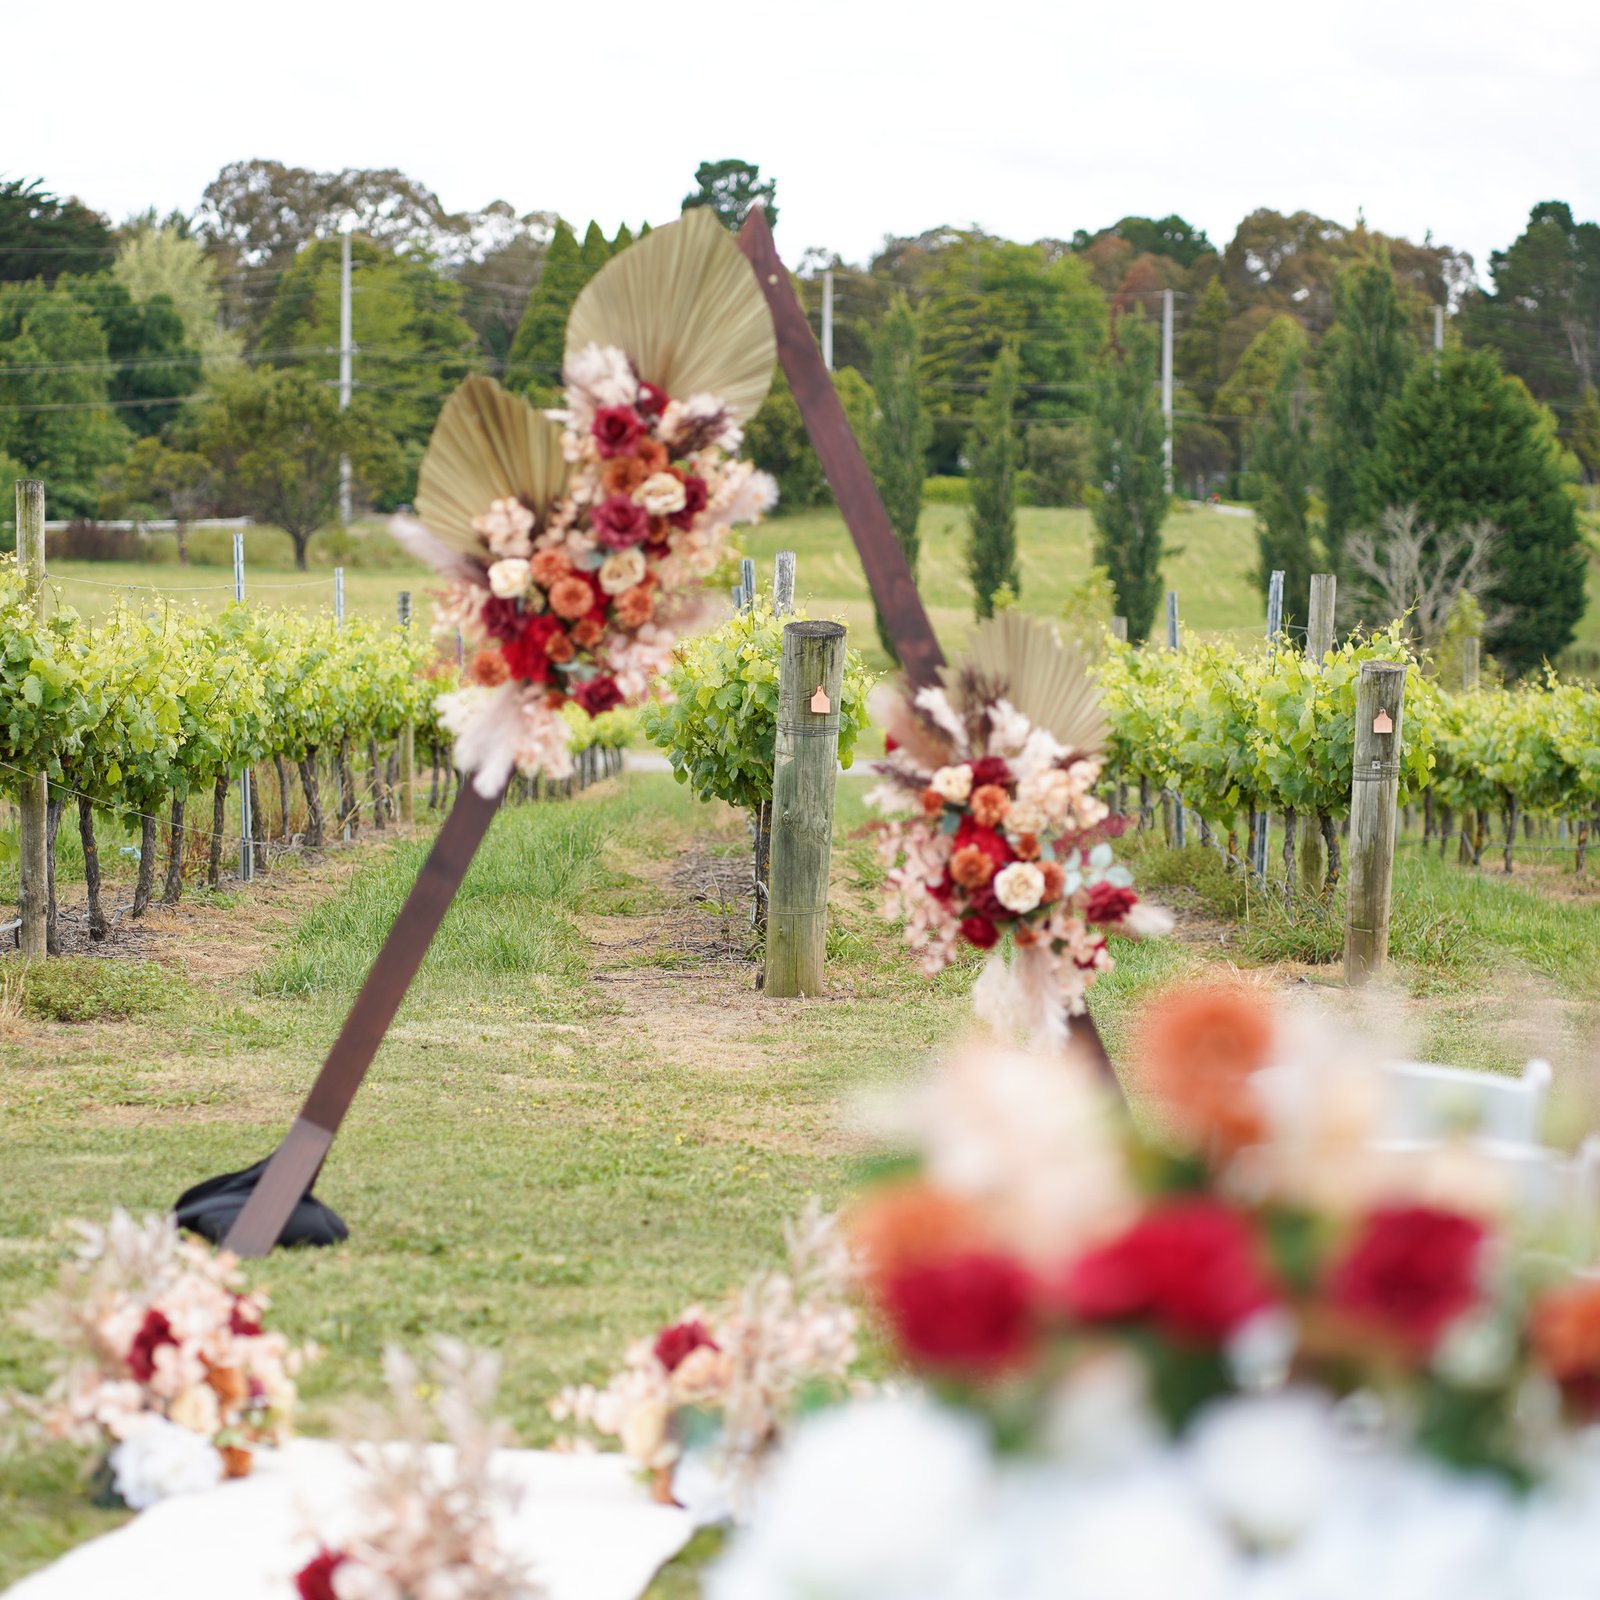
[18,957,188,1022]
[921,476,970,506]
[1026,423,1094,506]
[46,521,151,563]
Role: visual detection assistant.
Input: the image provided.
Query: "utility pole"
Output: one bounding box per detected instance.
[233,532,254,882]
[1161,288,1174,496]
[338,226,353,525]
[1166,590,1184,847]
[821,270,834,372]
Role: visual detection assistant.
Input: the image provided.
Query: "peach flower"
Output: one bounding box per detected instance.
[571,616,604,648]
[950,844,997,889]
[469,649,510,687]
[970,784,1010,828]
[530,547,572,588]
[547,631,576,664]
[550,575,597,621]
[614,586,656,628]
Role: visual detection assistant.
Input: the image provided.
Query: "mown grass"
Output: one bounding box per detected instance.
[5,773,1600,1591]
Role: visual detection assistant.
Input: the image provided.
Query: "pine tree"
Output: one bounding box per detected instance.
[611,221,634,254]
[869,293,930,661]
[1365,346,1585,673]
[505,221,586,400]
[966,346,1021,617]
[1251,343,1316,625]
[579,220,611,276]
[1319,249,1416,572]
[1089,315,1169,642]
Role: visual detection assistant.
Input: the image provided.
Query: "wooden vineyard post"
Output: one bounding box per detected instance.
[765,621,846,998]
[15,480,48,956]
[1165,591,1183,847]
[1300,573,1336,894]
[397,591,416,825]
[1458,634,1480,865]
[1109,616,1127,643]
[1344,660,1407,986]
[773,549,796,615]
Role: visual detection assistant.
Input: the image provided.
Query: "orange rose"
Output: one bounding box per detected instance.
[646,515,672,546]
[1013,921,1040,948]
[469,648,511,687]
[549,575,596,621]
[1012,832,1041,861]
[850,1180,990,1288]
[546,631,575,664]
[530,547,572,588]
[571,616,604,648]
[950,843,997,889]
[205,1363,247,1407]
[602,456,651,497]
[1140,984,1273,1157]
[920,788,946,818]
[970,784,1010,828]
[1531,1281,1600,1414]
[635,439,669,474]
[1038,859,1066,899]
[614,586,656,628]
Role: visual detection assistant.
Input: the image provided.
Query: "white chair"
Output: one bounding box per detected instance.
[1379,1057,1552,1145]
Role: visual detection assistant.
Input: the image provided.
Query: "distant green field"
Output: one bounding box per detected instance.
[34,503,1600,675]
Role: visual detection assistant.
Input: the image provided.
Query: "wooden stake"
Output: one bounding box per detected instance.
[15,481,48,956]
[397,592,416,824]
[773,550,796,615]
[1300,573,1336,894]
[1344,661,1407,986]
[765,621,846,998]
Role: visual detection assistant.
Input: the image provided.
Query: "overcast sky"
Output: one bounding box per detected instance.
[11,0,1598,279]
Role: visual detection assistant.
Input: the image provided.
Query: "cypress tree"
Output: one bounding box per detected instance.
[579,220,611,276]
[869,293,930,661]
[1365,346,1586,673]
[505,221,587,400]
[1252,342,1316,626]
[1089,315,1168,642]
[1319,249,1415,572]
[966,346,1021,617]
[611,221,635,254]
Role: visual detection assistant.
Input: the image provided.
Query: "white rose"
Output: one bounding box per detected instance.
[994,861,1046,914]
[931,764,974,804]
[486,558,531,599]
[635,471,687,517]
[598,547,647,596]
[109,1416,223,1509]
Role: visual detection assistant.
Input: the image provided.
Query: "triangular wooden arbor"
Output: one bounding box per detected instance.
[220,209,1112,1258]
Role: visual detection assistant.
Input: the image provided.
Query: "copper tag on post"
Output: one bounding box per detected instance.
[1373,708,1394,735]
[809,686,831,714]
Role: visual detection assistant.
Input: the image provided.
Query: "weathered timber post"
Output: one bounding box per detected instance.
[1109,615,1128,643]
[15,481,48,956]
[397,592,416,824]
[1301,573,1336,894]
[1344,660,1407,986]
[773,550,796,615]
[765,620,846,998]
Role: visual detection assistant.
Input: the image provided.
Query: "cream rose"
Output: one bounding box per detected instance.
[931,764,974,804]
[167,1383,220,1436]
[635,471,688,517]
[994,861,1047,915]
[598,547,647,596]
[486,557,532,599]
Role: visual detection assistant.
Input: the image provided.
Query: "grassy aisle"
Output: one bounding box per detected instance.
[5,773,1600,1589]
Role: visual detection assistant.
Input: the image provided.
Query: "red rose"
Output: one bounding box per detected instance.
[653,1319,718,1373]
[591,494,651,550]
[480,595,525,642]
[667,473,708,531]
[229,1297,262,1338]
[636,381,667,418]
[501,613,564,683]
[592,406,645,458]
[926,871,955,906]
[964,882,1007,924]
[295,1550,349,1600]
[967,756,1013,790]
[959,914,1000,949]
[571,674,624,715]
[1327,1204,1486,1350]
[1084,883,1137,925]
[1064,1199,1277,1345]
[881,1251,1037,1374]
[128,1309,176,1382]
[884,734,899,754]
[953,817,1012,872]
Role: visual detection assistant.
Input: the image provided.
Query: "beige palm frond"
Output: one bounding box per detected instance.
[564,208,775,422]
[414,375,569,552]
[949,611,1108,756]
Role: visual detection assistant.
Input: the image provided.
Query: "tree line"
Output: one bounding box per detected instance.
[0,163,1593,664]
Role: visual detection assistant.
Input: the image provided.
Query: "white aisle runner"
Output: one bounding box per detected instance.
[5,1441,695,1600]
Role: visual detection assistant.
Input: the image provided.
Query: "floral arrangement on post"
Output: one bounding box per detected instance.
[711,994,1600,1597]
[869,611,1165,1045]
[296,1340,540,1600]
[11,1211,312,1509]
[392,208,778,796]
[549,1201,859,1520]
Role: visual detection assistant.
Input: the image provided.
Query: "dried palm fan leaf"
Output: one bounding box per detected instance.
[414,375,569,554]
[564,207,775,422]
[945,611,1108,757]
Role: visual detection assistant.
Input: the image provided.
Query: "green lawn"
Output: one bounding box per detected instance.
[6,773,1600,1590]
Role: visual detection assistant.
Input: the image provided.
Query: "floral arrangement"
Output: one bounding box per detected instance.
[12,1210,312,1509]
[549,1201,859,1519]
[870,614,1165,1044]
[296,1340,540,1600]
[711,992,1600,1596]
[392,209,777,797]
